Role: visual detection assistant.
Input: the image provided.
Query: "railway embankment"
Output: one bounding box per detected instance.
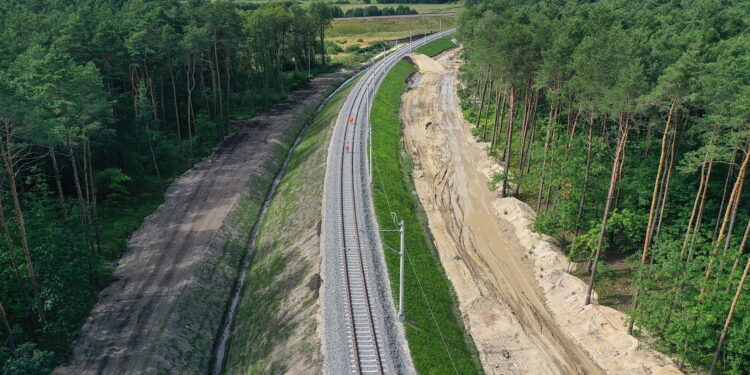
[369,57,484,373]
[221,74,356,375]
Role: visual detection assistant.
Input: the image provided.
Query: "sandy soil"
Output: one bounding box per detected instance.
[400,50,682,374]
[56,71,349,375]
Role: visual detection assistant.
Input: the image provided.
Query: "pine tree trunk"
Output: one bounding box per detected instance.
[566,108,581,152]
[585,117,629,305]
[703,145,749,290]
[536,106,556,211]
[85,138,101,255]
[689,159,714,257]
[655,131,677,240]
[482,80,495,140]
[501,86,516,197]
[225,48,232,131]
[475,71,490,129]
[680,161,707,259]
[515,86,537,196]
[213,39,225,134]
[714,151,737,238]
[49,146,67,218]
[708,256,750,375]
[727,220,750,293]
[185,60,196,160]
[489,87,504,148]
[523,90,541,175]
[168,55,181,140]
[0,190,21,285]
[640,101,674,263]
[574,117,594,237]
[67,141,92,248]
[629,101,675,333]
[0,138,45,325]
[0,300,14,351]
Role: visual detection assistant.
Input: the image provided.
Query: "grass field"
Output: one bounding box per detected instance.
[329,15,456,39]
[336,2,464,14]
[415,34,457,56]
[370,59,484,374]
[327,15,456,65]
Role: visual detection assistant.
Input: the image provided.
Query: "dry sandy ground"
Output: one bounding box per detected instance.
[56,71,349,375]
[400,50,683,374]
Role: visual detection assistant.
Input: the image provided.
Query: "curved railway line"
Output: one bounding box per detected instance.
[324,29,455,374]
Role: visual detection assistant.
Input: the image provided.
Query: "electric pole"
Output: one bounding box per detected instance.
[398,220,405,321]
[409,30,412,53]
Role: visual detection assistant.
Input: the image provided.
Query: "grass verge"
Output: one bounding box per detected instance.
[415,34,457,57]
[224,77,357,374]
[371,59,483,374]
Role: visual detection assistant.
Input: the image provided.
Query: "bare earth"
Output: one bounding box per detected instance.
[56,71,349,375]
[400,50,682,374]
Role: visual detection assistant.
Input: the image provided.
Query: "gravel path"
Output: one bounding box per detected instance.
[321,30,455,375]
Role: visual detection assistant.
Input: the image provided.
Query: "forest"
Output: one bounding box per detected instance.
[331,5,419,18]
[458,0,750,373]
[0,0,335,372]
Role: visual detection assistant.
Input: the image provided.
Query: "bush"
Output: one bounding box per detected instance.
[2,343,53,375]
[325,40,344,55]
[95,168,132,201]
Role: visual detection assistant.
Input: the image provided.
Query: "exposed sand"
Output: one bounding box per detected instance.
[399,50,683,375]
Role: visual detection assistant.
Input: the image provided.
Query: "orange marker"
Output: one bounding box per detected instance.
[345,142,350,151]
[349,116,355,124]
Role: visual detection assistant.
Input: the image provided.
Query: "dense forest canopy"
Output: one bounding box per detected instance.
[0,0,335,372]
[458,0,750,373]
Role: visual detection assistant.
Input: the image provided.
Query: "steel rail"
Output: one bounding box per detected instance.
[334,30,455,374]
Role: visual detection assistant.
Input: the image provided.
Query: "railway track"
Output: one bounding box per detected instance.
[325,29,455,375]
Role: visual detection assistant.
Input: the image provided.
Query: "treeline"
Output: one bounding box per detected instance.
[331,5,418,18]
[458,0,750,373]
[376,0,456,4]
[0,0,335,372]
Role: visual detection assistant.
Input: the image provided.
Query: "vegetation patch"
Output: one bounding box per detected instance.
[415,34,456,57]
[371,59,483,374]
[329,16,456,39]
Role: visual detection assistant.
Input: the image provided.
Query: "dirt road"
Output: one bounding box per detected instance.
[56,71,349,375]
[400,52,604,374]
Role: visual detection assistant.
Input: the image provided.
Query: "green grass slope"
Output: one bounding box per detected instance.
[415,35,457,57]
[371,59,483,374]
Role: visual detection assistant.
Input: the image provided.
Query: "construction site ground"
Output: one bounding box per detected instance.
[399,50,683,375]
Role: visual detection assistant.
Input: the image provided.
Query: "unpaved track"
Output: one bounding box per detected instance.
[401,51,604,375]
[56,71,349,375]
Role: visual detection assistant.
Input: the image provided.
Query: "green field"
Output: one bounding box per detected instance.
[329,15,456,39]
[415,34,457,56]
[370,59,483,374]
[336,2,464,14]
